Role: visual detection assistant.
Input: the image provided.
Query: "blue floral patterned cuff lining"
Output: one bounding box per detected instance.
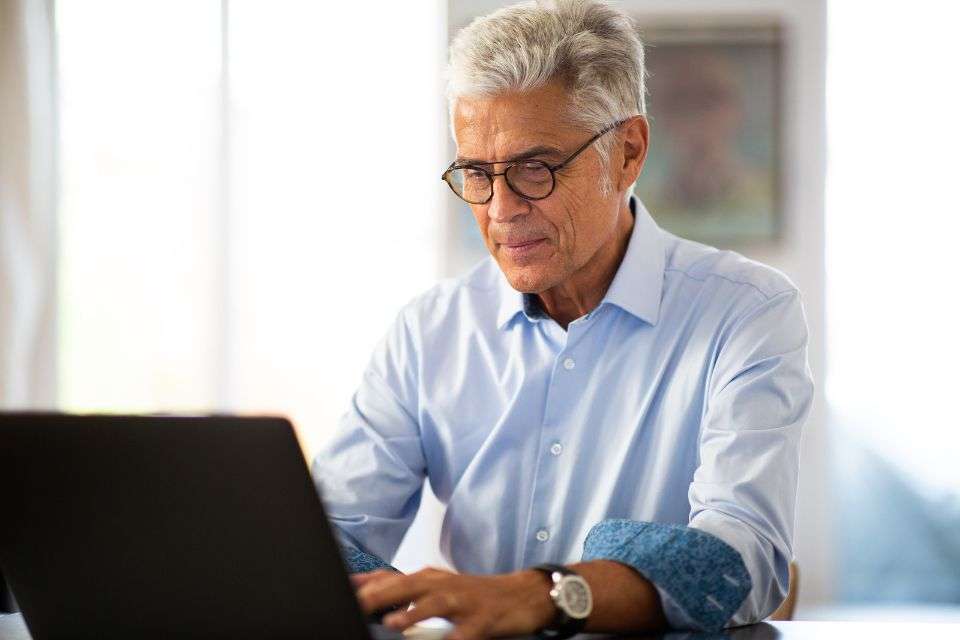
[340,540,398,574]
[581,519,752,632]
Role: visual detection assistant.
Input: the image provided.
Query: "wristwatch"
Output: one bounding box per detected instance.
[531,564,593,639]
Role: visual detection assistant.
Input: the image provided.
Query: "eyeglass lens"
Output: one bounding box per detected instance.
[447,161,554,204]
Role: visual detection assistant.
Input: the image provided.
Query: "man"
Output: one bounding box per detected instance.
[312,1,813,638]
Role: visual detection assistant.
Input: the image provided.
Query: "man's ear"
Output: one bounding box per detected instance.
[617,115,650,192]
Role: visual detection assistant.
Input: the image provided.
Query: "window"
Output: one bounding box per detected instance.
[57,0,222,412]
[826,0,960,603]
[56,0,444,458]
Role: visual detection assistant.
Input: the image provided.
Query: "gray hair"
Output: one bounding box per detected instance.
[447,0,646,185]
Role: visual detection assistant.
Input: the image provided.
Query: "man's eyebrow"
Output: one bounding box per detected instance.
[455,145,563,166]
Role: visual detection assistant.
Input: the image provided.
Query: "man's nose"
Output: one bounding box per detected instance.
[486,173,528,224]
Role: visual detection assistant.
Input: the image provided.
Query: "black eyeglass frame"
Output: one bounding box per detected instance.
[441,118,632,205]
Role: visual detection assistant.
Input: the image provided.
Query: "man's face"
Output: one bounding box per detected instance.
[452,82,624,293]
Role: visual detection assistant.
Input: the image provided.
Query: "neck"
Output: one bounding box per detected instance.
[537,200,634,330]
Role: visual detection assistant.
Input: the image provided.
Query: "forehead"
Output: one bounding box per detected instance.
[452,82,581,163]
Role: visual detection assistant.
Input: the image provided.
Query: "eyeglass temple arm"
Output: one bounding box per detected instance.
[550,117,635,171]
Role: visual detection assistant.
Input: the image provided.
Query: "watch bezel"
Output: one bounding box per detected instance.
[532,564,593,639]
[551,574,593,620]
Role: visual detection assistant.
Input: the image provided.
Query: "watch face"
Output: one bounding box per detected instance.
[557,575,593,619]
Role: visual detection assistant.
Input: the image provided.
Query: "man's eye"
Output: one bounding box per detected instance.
[464,169,487,180]
[513,163,551,182]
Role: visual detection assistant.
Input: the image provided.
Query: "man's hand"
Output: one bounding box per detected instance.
[353,567,555,640]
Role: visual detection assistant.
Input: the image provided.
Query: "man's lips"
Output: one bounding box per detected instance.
[498,237,548,259]
[499,238,546,248]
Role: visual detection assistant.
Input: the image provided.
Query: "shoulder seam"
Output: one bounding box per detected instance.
[663,267,797,301]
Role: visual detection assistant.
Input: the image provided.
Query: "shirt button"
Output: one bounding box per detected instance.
[562,357,575,370]
[535,529,550,542]
[549,442,563,456]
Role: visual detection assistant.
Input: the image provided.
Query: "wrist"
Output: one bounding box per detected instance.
[509,569,557,631]
[529,564,594,638]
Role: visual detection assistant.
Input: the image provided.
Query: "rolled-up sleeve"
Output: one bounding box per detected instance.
[583,288,813,631]
[582,519,752,631]
[311,305,426,573]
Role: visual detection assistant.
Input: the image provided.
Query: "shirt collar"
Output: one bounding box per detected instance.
[601,196,665,325]
[495,274,542,329]
[495,195,665,329]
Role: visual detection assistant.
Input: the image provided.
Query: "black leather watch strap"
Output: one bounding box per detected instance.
[531,564,589,640]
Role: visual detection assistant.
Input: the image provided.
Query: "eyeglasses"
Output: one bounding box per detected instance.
[441,119,630,205]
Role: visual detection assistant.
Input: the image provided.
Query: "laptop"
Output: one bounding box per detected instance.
[0,413,405,640]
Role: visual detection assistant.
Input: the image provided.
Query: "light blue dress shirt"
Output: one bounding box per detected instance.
[312,197,814,631]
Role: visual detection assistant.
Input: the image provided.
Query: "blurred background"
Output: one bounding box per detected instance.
[2,0,959,622]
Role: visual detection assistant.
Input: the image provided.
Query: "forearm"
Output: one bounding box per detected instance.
[572,560,667,633]
[517,560,666,635]
[357,561,667,638]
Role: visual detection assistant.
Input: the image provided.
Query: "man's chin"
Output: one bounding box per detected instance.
[499,262,557,294]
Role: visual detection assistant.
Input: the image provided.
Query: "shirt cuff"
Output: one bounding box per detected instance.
[581,519,751,632]
[337,535,398,574]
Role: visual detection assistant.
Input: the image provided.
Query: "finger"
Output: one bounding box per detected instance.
[356,572,407,611]
[447,616,491,640]
[357,573,432,614]
[382,592,462,630]
[350,570,397,588]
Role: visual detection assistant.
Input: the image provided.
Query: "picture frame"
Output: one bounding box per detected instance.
[634,21,784,246]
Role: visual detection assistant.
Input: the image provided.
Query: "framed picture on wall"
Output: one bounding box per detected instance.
[634,22,783,246]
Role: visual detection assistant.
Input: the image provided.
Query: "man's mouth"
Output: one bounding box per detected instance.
[499,238,547,258]
[502,239,544,248]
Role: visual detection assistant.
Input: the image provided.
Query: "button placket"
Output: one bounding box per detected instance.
[524,322,595,563]
[523,338,585,562]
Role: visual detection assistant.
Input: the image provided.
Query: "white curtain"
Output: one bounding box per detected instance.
[0,0,57,409]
